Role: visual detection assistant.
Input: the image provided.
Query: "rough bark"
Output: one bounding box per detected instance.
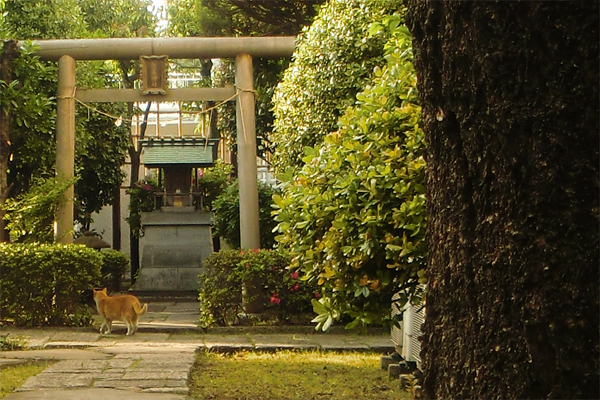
[405,1,599,399]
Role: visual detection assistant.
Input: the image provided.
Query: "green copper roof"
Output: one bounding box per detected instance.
[141,137,219,167]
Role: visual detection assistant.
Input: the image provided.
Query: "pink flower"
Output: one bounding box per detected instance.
[314,292,321,298]
[293,283,300,291]
[290,271,299,280]
[270,293,281,305]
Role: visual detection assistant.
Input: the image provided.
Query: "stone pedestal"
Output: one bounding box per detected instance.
[134,208,213,291]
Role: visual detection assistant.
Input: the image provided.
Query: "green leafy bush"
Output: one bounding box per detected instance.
[212,180,280,249]
[198,249,243,326]
[2,176,77,243]
[100,250,129,292]
[195,160,233,211]
[273,14,426,330]
[126,179,160,239]
[0,243,102,326]
[198,249,318,327]
[271,0,399,173]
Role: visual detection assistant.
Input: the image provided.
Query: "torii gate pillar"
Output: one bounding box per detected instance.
[235,54,260,250]
[55,55,76,244]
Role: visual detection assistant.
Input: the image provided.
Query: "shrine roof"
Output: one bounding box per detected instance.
[140,137,219,167]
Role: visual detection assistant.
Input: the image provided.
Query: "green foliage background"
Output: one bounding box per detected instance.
[125,179,160,239]
[270,0,400,173]
[167,0,324,163]
[273,13,427,329]
[3,176,76,243]
[195,160,233,211]
[0,0,153,234]
[212,179,280,249]
[99,249,130,292]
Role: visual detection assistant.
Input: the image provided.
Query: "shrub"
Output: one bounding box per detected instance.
[212,180,280,249]
[99,250,129,292]
[273,14,426,330]
[271,0,399,173]
[243,249,318,323]
[195,160,233,211]
[198,249,318,327]
[126,179,160,239]
[2,176,77,243]
[0,243,102,326]
[198,249,244,326]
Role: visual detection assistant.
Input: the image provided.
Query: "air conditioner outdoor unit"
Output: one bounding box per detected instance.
[391,293,425,369]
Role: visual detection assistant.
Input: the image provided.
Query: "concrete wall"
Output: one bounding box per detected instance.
[134,208,213,291]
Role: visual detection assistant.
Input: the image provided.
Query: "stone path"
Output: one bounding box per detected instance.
[1,301,395,399]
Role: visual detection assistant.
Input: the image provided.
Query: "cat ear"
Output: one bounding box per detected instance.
[102,288,107,293]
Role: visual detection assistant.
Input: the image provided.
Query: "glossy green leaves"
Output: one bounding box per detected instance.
[273,14,427,330]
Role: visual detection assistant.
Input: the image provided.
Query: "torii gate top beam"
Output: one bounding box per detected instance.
[23,37,296,61]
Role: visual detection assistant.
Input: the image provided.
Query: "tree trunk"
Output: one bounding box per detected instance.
[128,101,140,283]
[0,40,18,242]
[405,1,599,399]
[112,184,121,251]
[128,101,151,283]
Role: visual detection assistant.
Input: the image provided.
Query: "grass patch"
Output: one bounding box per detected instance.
[189,350,408,400]
[0,361,51,399]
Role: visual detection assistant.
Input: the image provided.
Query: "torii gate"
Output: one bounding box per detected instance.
[26,37,295,250]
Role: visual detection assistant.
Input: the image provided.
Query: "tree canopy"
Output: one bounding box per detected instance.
[167,0,324,165]
[167,0,323,37]
[0,0,154,238]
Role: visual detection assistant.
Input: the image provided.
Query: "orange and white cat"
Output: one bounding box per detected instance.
[93,288,148,336]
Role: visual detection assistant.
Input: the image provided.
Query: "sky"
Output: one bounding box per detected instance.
[150,0,168,33]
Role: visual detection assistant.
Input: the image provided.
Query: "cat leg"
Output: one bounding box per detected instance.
[99,321,107,334]
[105,320,112,334]
[131,314,139,335]
[125,318,133,336]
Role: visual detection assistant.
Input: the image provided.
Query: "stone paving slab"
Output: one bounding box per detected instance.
[0,349,109,369]
[50,332,101,342]
[11,348,197,398]
[0,348,109,361]
[4,388,188,400]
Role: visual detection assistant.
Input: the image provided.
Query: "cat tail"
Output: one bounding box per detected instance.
[134,302,148,316]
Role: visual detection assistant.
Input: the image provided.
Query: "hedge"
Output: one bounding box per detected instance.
[198,249,319,327]
[100,249,129,292]
[0,243,102,326]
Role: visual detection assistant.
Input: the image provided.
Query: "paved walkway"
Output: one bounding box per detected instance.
[1,301,395,400]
